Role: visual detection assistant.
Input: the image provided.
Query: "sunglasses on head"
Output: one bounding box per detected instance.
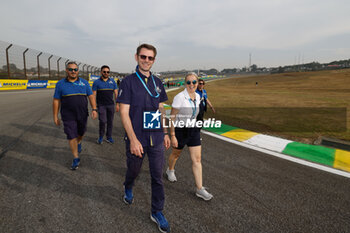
[68,68,78,72]
[102,71,110,74]
[139,55,155,61]
[186,80,197,85]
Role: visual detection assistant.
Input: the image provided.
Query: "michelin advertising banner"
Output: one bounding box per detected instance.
[27,80,48,89]
[0,80,28,90]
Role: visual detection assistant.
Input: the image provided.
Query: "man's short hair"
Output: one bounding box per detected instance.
[198,79,205,84]
[101,65,110,71]
[66,61,78,69]
[136,44,157,57]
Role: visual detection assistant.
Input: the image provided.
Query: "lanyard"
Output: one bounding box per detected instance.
[135,71,160,98]
[188,98,197,119]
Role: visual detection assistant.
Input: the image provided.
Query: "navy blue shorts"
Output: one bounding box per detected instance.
[174,127,201,149]
[63,118,88,140]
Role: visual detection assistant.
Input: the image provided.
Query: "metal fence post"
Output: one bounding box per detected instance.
[87,65,90,80]
[48,55,53,79]
[77,62,81,70]
[23,48,29,79]
[77,63,81,77]
[57,57,62,79]
[37,52,43,79]
[6,44,13,78]
[82,64,86,80]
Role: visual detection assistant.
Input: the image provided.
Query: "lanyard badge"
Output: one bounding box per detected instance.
[135,70,160,98]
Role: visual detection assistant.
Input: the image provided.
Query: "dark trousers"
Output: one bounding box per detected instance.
[124,143,165,213]
[98,105,115,138]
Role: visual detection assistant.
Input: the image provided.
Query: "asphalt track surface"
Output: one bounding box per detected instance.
[1,89,350,233]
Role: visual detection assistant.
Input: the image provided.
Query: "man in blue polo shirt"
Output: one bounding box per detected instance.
[117,44,171,233]
[92,65,119,144]
[53,61,98,170]
[196,79,215,122]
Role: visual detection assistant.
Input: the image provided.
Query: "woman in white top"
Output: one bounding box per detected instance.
[166,72,213,201]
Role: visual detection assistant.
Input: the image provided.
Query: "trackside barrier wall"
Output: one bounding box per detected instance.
[0,79,92,91]
[0,79,28,90]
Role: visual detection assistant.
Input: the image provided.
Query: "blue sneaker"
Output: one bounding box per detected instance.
[71,158,80,170]
[78,143,82,153]
[106,137,114,144]
[123,186,133,205]
[150,211,170,233]
[97,136,103,144]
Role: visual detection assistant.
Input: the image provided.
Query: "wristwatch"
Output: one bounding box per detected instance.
[92,109,98,112]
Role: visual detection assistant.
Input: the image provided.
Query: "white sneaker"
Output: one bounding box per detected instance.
[196,187,213,201]
[166,168,177,182]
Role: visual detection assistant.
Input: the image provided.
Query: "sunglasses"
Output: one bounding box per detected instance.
[186,80,197,85]
[67,68,78,72]
[102,71,110,74]
[199,83,204,85]
[139,55,155,61]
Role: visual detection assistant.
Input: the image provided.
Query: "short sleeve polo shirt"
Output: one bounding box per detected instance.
[117,69,168,147]
[92,77,118,106]
[53,77,92,121]
[196,89,208,101]
[172,88,200,123]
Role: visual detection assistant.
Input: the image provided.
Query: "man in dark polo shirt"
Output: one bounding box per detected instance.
[92,65,119,144]
[53,61,98,170]
[196,78,215,122]
[117,44,171,233]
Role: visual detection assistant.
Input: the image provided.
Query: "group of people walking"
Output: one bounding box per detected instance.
[52,44,215,233]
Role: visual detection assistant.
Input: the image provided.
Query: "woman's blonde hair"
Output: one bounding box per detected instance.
[185,72,198,81]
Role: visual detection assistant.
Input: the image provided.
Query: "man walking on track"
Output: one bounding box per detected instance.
[196,79,215,122]
[117,43,171,233]
[92,65,119,144]
[53,61,98,170]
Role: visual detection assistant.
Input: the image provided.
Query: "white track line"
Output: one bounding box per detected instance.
[202,130,350,179]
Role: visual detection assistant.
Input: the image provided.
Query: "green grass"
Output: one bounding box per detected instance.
[166,70,350,143]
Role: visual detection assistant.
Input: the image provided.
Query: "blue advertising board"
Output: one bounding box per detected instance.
[27,80,48,89]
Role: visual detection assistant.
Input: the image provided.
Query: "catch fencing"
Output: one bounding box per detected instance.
[0,40,118,80]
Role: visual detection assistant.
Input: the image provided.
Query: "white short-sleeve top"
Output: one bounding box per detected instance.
[172,88,200,123]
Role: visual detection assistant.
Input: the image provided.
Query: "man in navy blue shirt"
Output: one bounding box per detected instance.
[53,61,98,170]
[196,79,215,122]
[92,65,119,144]
[117,44,171,233]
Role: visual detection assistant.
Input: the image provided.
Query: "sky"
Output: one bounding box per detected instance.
[1,0,350,73]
